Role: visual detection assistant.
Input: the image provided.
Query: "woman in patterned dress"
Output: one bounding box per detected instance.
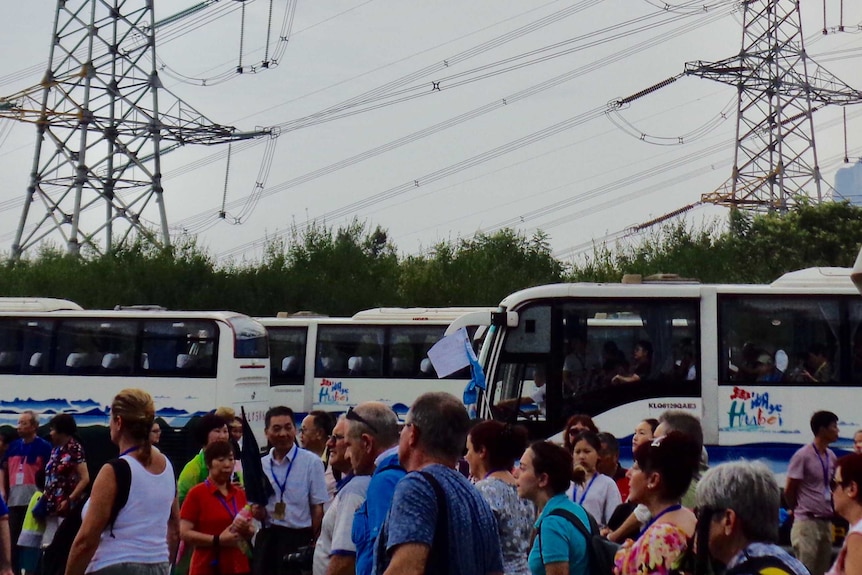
[466,421,534,575]
[42,413,89,546]
[613,432,700,575]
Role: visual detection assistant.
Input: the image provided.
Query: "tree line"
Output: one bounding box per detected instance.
[2,202,862,316]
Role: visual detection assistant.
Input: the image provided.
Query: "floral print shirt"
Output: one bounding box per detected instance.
[613,522,690,575]
[43,437,85,514]
[474,477,535,575]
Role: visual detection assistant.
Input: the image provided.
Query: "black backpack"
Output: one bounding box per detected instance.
[724,554,800,575]
[537,508,619,575]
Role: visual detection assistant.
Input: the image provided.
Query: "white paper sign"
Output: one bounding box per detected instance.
[427,327,471,378]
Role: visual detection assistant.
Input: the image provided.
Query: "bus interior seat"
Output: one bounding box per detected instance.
[101,353,129,370]
[29,352,43,369]
[419,358,434,376]
[0,351,19,367]
[348,356,364,374]
[141,353,149,370]
[67,352,98,368]
[177,354,194,369]
[281,356,300,375]
[391,357,410,376]
[320,356,336,374]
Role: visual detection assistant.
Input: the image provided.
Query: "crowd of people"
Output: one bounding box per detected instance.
[0,393,859,575]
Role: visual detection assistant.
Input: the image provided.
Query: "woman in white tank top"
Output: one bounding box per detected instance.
[65,389,180,575]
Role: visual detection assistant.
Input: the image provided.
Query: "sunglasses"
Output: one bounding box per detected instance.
[346,407,379,434]
[830,477,845,492]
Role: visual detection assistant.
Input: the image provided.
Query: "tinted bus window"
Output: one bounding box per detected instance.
[316,326,385,378]
[388,325,452,378]
[142,320,218,376]
[720,296,842,385]
[228,316,269,359]
[269,326,307,386]
[54,319,137,375]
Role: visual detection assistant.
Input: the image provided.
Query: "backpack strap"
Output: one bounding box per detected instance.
[418,471,449,574]
[107,458,131,537]
[537,508,591,565]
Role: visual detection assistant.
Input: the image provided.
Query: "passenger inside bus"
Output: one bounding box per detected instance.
[801,343,834,383]
[611,340,653,385]
[493,364,546,418]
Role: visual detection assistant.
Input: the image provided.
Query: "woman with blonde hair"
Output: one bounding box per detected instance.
[65,389,180,575]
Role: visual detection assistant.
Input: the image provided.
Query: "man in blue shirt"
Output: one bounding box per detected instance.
[348,402,404,575]
[374,392,503,575]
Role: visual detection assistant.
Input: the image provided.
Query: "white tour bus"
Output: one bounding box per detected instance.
[0,308,270,466]
[450,268,862,475]
[259,307,492,419]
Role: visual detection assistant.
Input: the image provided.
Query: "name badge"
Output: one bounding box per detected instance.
[825,487,833,501]
[273,501,286,520]
[14,471,24,486]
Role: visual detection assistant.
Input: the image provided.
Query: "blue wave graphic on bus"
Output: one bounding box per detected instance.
[0,397,209,427]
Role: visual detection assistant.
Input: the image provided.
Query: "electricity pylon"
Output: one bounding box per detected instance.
[0,1,267,259]
[685,0,862,211]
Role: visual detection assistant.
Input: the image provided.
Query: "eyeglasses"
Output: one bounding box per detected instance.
[567,427,584,436]
[328,433,345,443]
[346,407,379,434]
[830,477,846,492]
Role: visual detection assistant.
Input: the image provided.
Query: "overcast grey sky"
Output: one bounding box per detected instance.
[1,0,860,264]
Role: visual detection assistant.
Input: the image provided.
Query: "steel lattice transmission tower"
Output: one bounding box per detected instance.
[685,0,861,211]
[1,1,266,259]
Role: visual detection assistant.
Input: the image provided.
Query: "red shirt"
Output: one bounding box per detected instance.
[180,480,250,575]
[613,464,630,502]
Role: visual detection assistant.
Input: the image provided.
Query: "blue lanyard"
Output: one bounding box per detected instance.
[270,444,297,501]
[574,473,598,505]
[120,445,139,457]
[206,479,238,519]
[812,444,830,491]
[640,504,683,535]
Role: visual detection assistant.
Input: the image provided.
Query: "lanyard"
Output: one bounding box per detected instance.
[18,441,34,468]
[270,444,297,501]
[206,479,238,518]
[812,444,830,491]
[574,473,598,505]
[640,504,683,535]
[483,469,509,480]
[120,445,140,457]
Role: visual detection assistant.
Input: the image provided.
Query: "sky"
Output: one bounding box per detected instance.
[1,0,861,265]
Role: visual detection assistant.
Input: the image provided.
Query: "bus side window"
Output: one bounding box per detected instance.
[720,297,841,385]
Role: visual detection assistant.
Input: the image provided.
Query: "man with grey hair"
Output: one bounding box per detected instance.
[375,392,503,575]
[348,402,405,575]
[695,461,808,575]
[0,410,51,572]
[313,415,370,575]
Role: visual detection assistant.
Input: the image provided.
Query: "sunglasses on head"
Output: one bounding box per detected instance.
[346,407,379,434]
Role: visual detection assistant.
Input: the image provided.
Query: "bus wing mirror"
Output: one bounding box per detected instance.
[491,311,518,328]
[445,310,492,336]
